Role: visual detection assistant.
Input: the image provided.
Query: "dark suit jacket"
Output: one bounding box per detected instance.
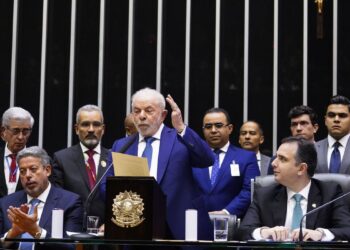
[101,126,215,240]
[315,137,350,174]
[51,144,109,222]
[0,147,23,198]
[0,185,83,249]
[192,144,260,217]
[239,179,350,241]
[260,153,271,176]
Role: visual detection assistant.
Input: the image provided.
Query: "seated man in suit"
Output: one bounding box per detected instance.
[239,120,271,176]
[316,95,350,174]
[101,87,214,240]
[239,137,350,241]
[51,104,108,225]
[192,108,260,218]
[1,107,34,198]
[0,146,83,249]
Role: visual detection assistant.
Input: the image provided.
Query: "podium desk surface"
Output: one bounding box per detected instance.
[2,238,350,249]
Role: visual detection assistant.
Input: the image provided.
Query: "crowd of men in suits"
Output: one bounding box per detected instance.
[1,89,350,247]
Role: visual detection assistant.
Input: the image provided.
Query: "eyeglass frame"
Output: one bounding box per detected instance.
[202,122,230,130]
[5,126,32,136]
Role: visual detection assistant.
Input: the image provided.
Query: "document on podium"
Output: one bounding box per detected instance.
[112,152,150,176]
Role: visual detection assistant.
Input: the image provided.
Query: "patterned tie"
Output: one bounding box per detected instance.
[86,150,97,190]
[330,141,341,173]
[20,198,41,250]
[211,149,221,186]
[9,154,17,182]
[142,137,156,168]
[291,194,303,230]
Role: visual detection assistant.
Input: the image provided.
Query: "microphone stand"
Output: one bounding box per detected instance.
[72,134,137,239]
[298,190,350,242]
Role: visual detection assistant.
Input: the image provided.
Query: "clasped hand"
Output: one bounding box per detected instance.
[261,226,323,241]
[7,204,40,237]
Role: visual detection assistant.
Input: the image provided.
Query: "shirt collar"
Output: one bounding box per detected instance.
[328,133,350,148]
[138,123,164,142]
[256,151,261,161]
[27,182,51,204]
[5,144,26,157]
[287,180,311,201]
[211,141,230,153]
[80,142,101,155]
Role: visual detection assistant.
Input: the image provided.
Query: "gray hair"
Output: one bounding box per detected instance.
[76,104,104,124]
[131,88,166,109]
[17,146,51,166]
[2,107,34,127]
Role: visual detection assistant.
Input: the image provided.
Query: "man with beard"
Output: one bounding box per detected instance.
[51,104,108,225]
[1,107,34,198]
[101,88,214,240]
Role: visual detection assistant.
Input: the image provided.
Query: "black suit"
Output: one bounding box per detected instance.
[0,147,23,198]
[239,179,350,241]
[51,144,109,222]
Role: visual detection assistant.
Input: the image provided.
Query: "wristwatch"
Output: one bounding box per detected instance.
[34,228,42,239]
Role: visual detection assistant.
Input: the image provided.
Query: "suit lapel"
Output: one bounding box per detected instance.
[39,186,58,228]
[340,138,350,174]
[316,139,329,173]
[272,186,288,225]
[96,147,109,180]
[306,180,322,229]
[211,145,234,190]
[157,127,176,183]
[72,145,91,190]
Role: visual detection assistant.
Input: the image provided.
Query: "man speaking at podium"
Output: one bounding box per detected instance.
[239,136,350,241]
[101,88,214,240]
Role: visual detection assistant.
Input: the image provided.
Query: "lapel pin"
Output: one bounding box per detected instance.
[101,160,106,167]
[312,203,317,208]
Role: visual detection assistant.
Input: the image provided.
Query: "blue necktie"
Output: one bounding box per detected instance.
[20,198,41,250]
[211,149,221,186]
[330,142,341,173]
[291,194,303,230]
[142,137,156,168]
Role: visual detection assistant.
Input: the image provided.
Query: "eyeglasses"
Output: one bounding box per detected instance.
[203,123,229,130]
[6,127,32,136]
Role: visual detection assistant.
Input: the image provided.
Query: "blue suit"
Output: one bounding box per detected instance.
[101,125,215,240]
[192,144,260,217]
[0,185,83,240]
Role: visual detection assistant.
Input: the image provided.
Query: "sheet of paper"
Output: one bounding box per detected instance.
[112,152,150,176]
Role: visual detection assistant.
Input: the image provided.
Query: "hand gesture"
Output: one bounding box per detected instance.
[166,94,185,133]
[290,228,323,241]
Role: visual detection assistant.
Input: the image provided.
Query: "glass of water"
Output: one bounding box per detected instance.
[87,216,99,234]
[213,216,228,241]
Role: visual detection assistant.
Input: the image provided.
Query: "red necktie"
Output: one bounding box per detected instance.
[86,150,96,190]
[9,154,17,182]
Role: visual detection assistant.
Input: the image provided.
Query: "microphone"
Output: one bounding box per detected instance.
[298,189,350,242]
[72,134,137,239]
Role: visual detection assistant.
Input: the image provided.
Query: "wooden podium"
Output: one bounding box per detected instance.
[105,177,166,240]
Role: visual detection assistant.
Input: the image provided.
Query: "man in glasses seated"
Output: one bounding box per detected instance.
[51,104,108,227]
[315,95,350,174]
[192,108,260,220]
[1,107,34,198]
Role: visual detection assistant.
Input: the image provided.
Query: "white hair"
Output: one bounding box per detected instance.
[76,104,104,123]
[2,107,34,127]
[131,88,165,109]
